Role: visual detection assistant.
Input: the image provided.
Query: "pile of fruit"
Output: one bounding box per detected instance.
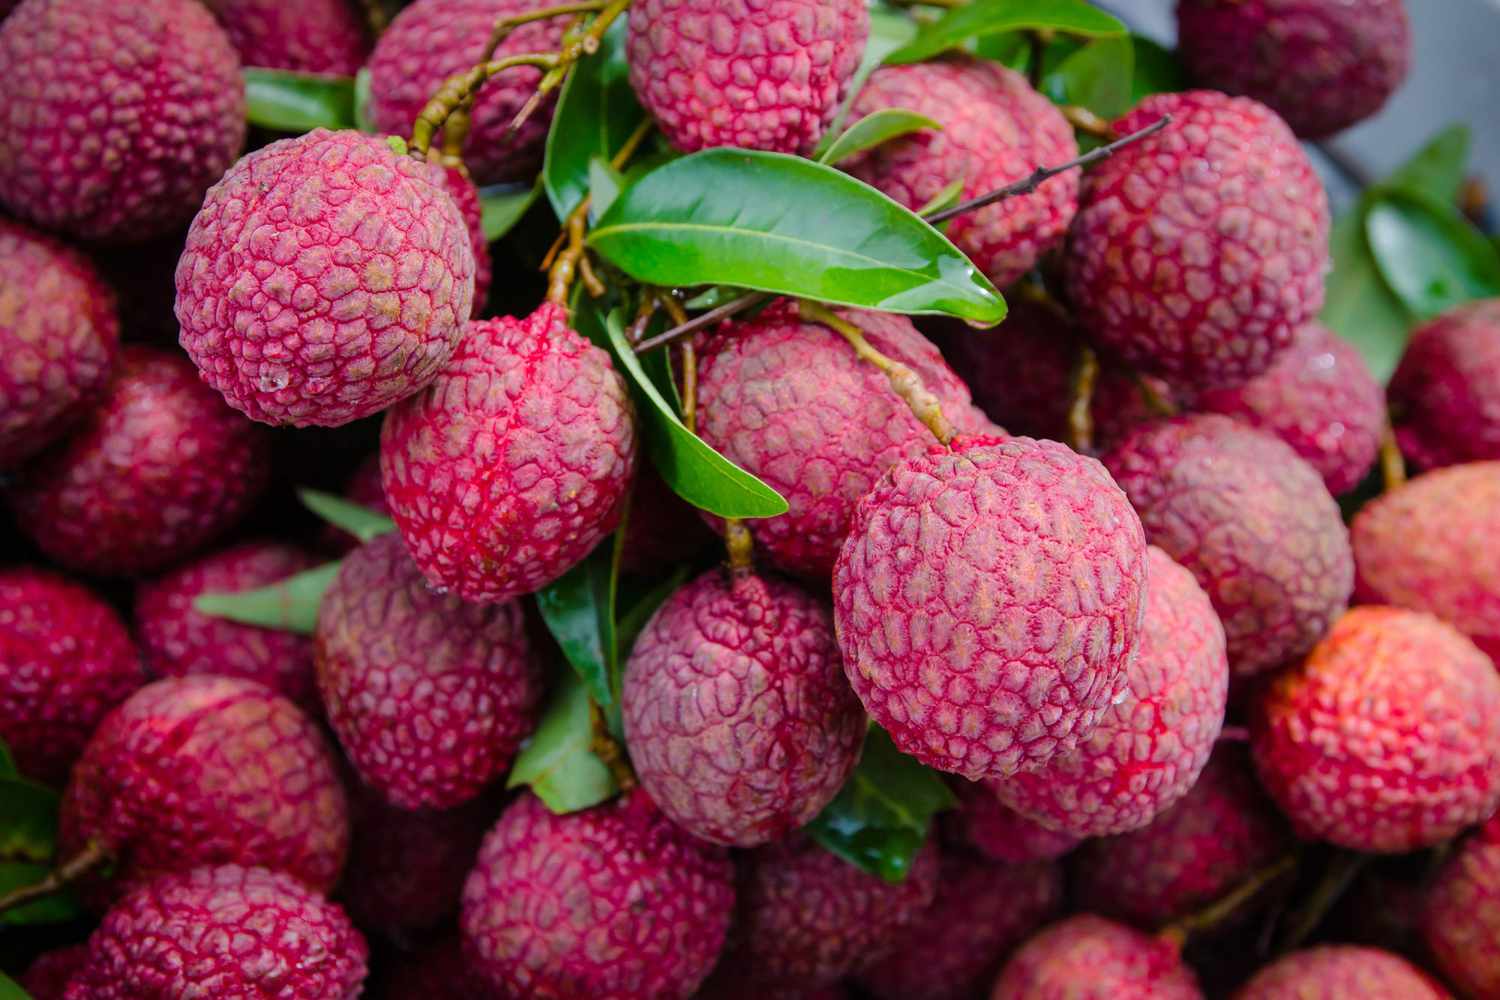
[0,0,1497,997]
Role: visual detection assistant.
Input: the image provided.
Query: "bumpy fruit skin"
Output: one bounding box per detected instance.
[0,0,245,242]
[992,915,1204,999]
[834,434,1147,780]
[855,855,1063,1000]
[0,220,119,469]
[1104,414,1352,677]
[1388,299,1500,470]
[1177,0,1411,139]
[1196,323,1384,495]
[945,779,1081,863]
[1422,828,1500,998]
[846,59,1078,289]
[0,569,143,786]
[20,945,88,1000]
[8,347,271,577]
[134,541,321,710]
[315,533,542,809]
[698,301,993,579]
[1234,945,1448,1000]
[1073,745,1290,926]
[994,547,1227,837]
[65,864,368,1000]
[382,303,636,603]
[367,0,566,184]
[628,0,868,155]
[59,675,350,902]
[207,0,369,75]
[175,129,475,428]
[1352,463,1500,661]
[1253,606,1500,853]
[461,790,734,1000]
[734,835,939,988]
[623,568,864,846]
[1065,91,1328,391]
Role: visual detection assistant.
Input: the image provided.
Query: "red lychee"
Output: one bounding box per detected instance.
[0,0,245,243]
[435,162,493,317]
[944,779,1081,863]
[619,464,715,575]
[1422,824,1500,999]
[1252,606,1500,853]
[834,434,1147,780]
[991,914,1204,999]
[460,790,735,1000]
[381,303,637,604]
[134,540,321,710]
[7,346,271,577]
[1387,298,1500,470]
[846,58,1078,290]
[207,0,369,76]
[315,532,543,809]
[1234,945,1448,999]
[1177,0,1411,139]
[19,945,87,1000]
[64,864,368,1000]
[628,0,868,155]
[175,129,475,427]
[0,219,119,470]
[1103,414,1352,677]
[59,675,350,902]
[695,301,994,580]
[1065,91,1329,391]
[0,569,143,786]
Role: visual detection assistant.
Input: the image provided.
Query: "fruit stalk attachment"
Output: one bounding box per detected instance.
[1380,423,1407,491]
[0,839,110,917]
[1066,345,1099,453]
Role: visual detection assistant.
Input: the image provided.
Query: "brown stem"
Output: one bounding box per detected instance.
[547,202,591,305]
[1063,105,1116,139]
[1278,850,1369,953]
[1381,422,1407,492]
[356,0,389,36]
[1159,853,1297,950]
[588,700,636,791]
[634,292,767,354]
[484,1,607,59]
[678,339,698,432]
[506,0,632,139]
[408,54,560,158]
[1066,345,1099,453]
[724,519,754,577]
[0,840,110,917]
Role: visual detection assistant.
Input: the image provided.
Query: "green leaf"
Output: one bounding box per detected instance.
[194,562,342,635]
[617,566,690,658]
[916,177,967,218]
[0,862,83,927]
[0,740,15,780]
[0,970,33,1000]
[1365,189,1500,321]
[1129,35,1188,103]
[1046,35,1134,119]
[587,157,626,223]
[543,17,645,220]
[1385,125,1471,206]
[683,285,749,310]
[806,727,956,884]
[816,109,940,166]
[243,68,356,133]
[353,67,376,134]
[889,0,1125,65]
[1323,201,1413,383]
[972,30,1032,70]
[535,542,620,733]
[298,488,395,543]
[0,779,58,864]
[590,150,1006,323]
[480,182,542,242]
[507,671,617,813]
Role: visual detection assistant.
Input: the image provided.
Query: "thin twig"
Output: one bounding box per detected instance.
[1066,345,1099,453]
[1381,422,1407,492]
[724,519,754,577]
[633,293,766,354]
[1159,853,1297,949]
[679,340,698,433]
[408,54,560,158]
[484,0,607,59]
[506,0,632,139]
[0,840,110,917]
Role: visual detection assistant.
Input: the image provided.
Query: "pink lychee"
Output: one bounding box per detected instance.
[619,464,716,575]
[19,945,87,1000]
[206,0,369,76]
[1387,298,1500,470]
[944,779,1082,864]
[1422,824,1500,999]
[435,162,493,317]
[1234,945,1448,999]
[991,914,1204,999]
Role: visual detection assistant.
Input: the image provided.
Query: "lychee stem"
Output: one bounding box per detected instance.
[1065,345,1099,453]
[0,839,110,918]
[1380,422,1407,491]
[483,1,608,58]
[506,0,633,140]
[356,0,389,35]
[798,301,955,445]
[1062,105,1115,139]
[589,699,637,791]
[633,294,768,354]
[1157,852,1297,950]
[1277,850,1369,953]
[409,53,561,159]
[678,340,698,433]
[724,519,755,577]
[545,118,654,305]
[1136,373,1178,418]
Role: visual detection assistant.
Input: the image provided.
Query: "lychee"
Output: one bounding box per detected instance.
[1352,462,1500,662]
[6,346,271,577]
[619,464,716,575]
[435,162,493,317]
[1072,745,1291,926]
[627,0,868,155]
[731,834,939,988]
[623,568,862,846]
[695,300,994,580]
[1422,823,1500,998]
[134,540,321,710]
[854,855,1063,1000]
[991,914,1205,999]
[0,0,246,243]
[0,569,143,786]
[64,864,368,1000]
[1103,414,1352,677]
[59,675,350,902]
[0,219,119,470]
[366,0,567,185]
[943,779,1081,864]
[315,532,543,809]
[19,945,87,1000]
[381,303,637,604]
[833,434,1147,780]
[206,0,369,76]
[1387,298,1500,470]
[174,128,475,428]
[1065,91,1329,391]
[1252,606,1500,853]
[1234,945,1447,999]
[460,789,735,1000]
[1177,0,1412,139]
[845,58,1078,289]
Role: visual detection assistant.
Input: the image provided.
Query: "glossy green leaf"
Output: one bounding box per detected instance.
[480,182,542,241]
[683,285,749,310]
[1385,124,1471,206]
[1047,35,1133,119]
[535,542,619,731]
[1129,35,1188,103]
[194,562,342,635]
[507,671,617,813]
[590,150,1005,323]
[298,488,395,543]
[243,68,356,133]
[817,109,940,166]
[806,727,956,884]
[0,740,15,780]
[1366,189,1500,321]
[0,862,83,927]
[972,30,1032,70]
[916,178,967,218]
[543,17,645,219]
[0,779,58,864]
[1323,201,1413,383]
[588,158,627,223]
[353,67,376,133]
[889,0,1125,65]
[0,970,31,1000]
